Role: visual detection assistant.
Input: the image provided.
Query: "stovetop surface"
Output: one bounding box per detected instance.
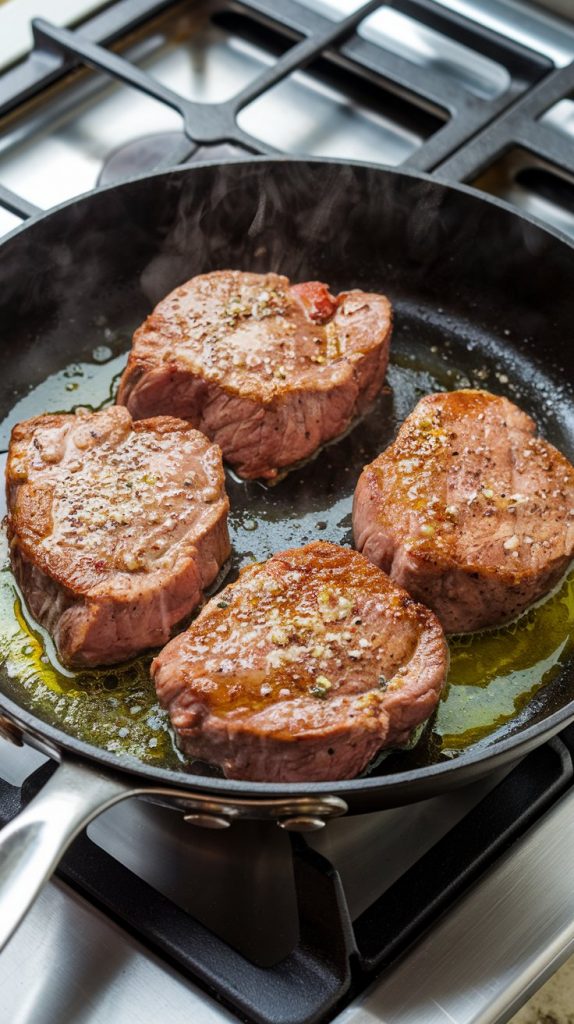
[1,0,574,238]
[3,733,574,1024]
[2,1,574,1022]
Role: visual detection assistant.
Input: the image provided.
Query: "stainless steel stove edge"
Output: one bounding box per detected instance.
[338,782,574,1024]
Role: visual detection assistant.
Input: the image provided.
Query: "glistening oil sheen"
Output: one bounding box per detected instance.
[1,540,573,772]
[1,325,574,776]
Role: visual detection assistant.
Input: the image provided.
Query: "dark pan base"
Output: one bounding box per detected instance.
[1,158,574,812]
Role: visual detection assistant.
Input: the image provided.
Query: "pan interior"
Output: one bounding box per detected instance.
[1,161,574,788]
[1,294,573,779]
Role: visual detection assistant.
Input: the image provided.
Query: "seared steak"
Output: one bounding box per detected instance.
[353,389,574,633]
[117,270,392,479]
[6,407,230,667]
[152,541,447,783]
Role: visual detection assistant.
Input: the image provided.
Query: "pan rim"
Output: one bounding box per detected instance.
[1,683,573,798]
[2,154,574,800]
[3,153,574,251]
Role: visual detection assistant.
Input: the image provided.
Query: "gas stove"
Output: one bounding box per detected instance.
[1,2,574,1023]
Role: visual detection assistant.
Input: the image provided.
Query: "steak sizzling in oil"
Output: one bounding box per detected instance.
[152,541,448,782]
[6,406,230,666]
[353,390,574,632]
[117,270,392,480]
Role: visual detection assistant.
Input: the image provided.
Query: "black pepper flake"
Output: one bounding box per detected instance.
[217,600,230,609]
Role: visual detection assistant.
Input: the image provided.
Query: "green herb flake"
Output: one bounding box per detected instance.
[309,675,332,699]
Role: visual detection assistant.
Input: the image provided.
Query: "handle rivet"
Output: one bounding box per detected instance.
[0,716,23,747]
[278,816,326,832]
[183,813,232,830]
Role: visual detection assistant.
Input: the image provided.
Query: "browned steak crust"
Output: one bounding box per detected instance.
[117,271,392,480]
[152,541,448,783]
[353,390,574,633]
[6,407,230,667]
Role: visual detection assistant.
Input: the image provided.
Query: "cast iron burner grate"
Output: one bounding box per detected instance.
[1,734,573,1024]
[0,0,563,220]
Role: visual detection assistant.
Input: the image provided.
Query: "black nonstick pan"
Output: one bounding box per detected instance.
[1,157,574,950]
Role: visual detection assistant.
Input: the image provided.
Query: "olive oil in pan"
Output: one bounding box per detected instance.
[0,556,185,771]
[1,532,572,770]
[1,321,574,774]
[0,349,127,450]
[437,570,574,752]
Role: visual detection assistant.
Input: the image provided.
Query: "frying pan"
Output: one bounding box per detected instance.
[0,156,573,952]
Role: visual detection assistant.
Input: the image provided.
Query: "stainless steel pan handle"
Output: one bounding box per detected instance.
[0,757,135,951]
[0,742,347,952]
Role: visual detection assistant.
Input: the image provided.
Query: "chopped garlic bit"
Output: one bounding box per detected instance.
[267,650,283,670]
[356,691,382,710]
[271,627,289,646]
[399,458,421,472]
[445,504,459,516]
[420,523,435,537]
[318,588,353,622]
[503,534,520,551]
[122,552,142,571]
[482,488,494,499]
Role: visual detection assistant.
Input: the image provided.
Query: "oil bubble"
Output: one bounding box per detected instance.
[92,345,113,363]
